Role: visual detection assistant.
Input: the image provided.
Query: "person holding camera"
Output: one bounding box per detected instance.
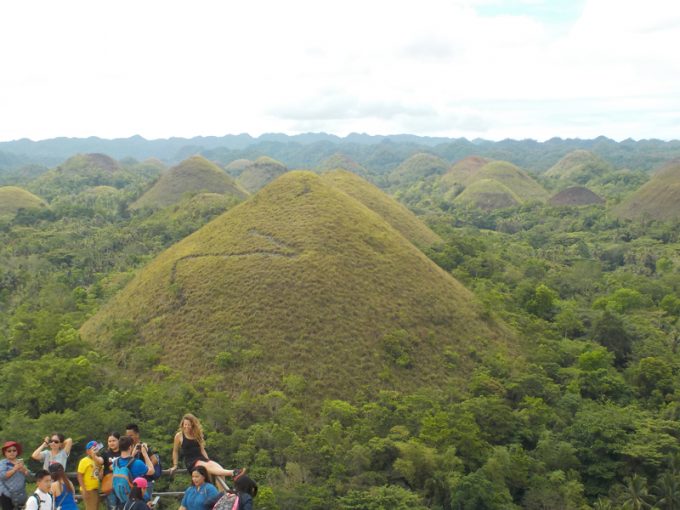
[111,436,154,510]
[0,441,29,510]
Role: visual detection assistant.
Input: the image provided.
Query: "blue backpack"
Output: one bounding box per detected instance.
[112,457,134,504]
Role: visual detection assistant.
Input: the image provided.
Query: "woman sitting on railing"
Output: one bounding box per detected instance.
[169,414,244,483]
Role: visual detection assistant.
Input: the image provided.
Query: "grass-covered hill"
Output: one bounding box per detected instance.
[613,159,680,221]
[452,179,521,210]
[549,186,605,206]
[28,153,130,200]
[81,171,509,399]
[544,149,614,183]
[236,156,287,192]
[316,153,370,177]
[440,155,492,189]
[223,158,252,176]
[388,153,450,186]
[319,170,442,247]
[0,186,48,217]
[468,160,549,203]
[130,155,248,210]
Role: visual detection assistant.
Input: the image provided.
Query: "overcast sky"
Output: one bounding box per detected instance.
[1,0,678,142]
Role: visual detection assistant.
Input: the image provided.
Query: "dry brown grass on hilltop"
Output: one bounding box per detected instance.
[81,171,511,400]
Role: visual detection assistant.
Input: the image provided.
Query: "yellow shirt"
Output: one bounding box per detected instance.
[77,456,100,491]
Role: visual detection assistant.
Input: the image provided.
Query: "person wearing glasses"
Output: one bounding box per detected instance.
[31,434,73,470]
[0,441,29,510]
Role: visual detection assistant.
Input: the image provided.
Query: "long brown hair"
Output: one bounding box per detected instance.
[178,413,205,446]
[50,464,74,494]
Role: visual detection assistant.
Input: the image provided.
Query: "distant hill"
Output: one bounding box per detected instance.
[613,159,680,221]
[236,156,287,192]
[28,153,129,200]
[0,186,48,217]
[388,153,450,186]
[468,161,549,203]
[440,155,492,189]
[81,171,509,399]
[223,159,252,176]
[549,186,604,206]
[131,155,248,210]
[453,179,521,210]
[316,153,370,177]
[545,150,614,183]
[319,169,441,247]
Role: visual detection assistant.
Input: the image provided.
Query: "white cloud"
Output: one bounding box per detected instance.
[0,0,678,141]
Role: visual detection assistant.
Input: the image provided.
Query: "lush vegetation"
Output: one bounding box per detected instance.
[2,145,680,509]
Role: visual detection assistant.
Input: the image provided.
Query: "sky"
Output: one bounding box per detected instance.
[1,0,679,142]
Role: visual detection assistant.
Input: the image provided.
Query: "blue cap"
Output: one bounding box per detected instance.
[86,440,102,452]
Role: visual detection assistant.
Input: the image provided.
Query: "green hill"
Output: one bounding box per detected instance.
[470,161,549,203]
[544,150,614,183]
[319,169,441,247]
[440,155,492,189]
[81,171,509,399]
[29,153,128,200]
[0,186,48,217]
[389,153,450,186]
[453,179,522,210]
[316,153,370,177]
[549,186,604,206]
[131,155,248,210]
[224,159,252,176]
[613,159,680,221]
[236,156,287,192]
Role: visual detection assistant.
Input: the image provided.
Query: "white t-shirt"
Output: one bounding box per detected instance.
[25,489,54,510]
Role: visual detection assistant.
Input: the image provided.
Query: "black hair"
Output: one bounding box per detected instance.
[192,465,209,481]
[118,436,133,452]
[108,432,121,439]
[129,487,144,500]
[126,424,140,434]
[35,469,50,481]
[50,433,65,443]
[234,475,257,498]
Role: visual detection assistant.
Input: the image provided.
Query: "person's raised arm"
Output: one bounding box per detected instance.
[63,438,73,455]
[140,444,154,476]
[31,437,49,461]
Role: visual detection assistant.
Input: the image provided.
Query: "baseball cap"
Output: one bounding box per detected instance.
[133,477,148,489]
[86,440,103,452]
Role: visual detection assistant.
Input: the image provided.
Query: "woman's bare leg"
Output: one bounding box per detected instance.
[194,460,234,477]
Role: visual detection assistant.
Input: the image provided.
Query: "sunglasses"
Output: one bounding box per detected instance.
[49,440,61,444]
[5,449,17,453]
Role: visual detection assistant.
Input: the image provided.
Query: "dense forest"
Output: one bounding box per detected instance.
[1,137,680,509]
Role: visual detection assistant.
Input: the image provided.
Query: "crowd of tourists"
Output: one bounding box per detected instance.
[0,414,257,510]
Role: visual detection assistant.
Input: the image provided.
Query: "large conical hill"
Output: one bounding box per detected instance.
[236,156,287,192]
[613,159,680,221]
[130,155,248,210]
[81,171,509,399]
[389,153,450,186]
[0,186,48,217]
[545,150,614,182]
[453,179,521,210]
[440,156,491,189]
[319,169,441,247]
[223,159,252,176]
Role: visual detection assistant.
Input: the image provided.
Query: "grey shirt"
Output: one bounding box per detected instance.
[39,450,68,470]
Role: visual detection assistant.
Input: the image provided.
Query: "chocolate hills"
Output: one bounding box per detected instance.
[613,159,680,221]
[453,179,521,210]
[440,156,491,189]
[316,153,370,177]
[236,156,287,192]
[389,153,450,186]
[319,170,441,247]
[223,159,252,176]
[81,171,509,399]
[544,150,614,183]
[131,155,248,210]
[0,186,48,217]
[549,186,604,206]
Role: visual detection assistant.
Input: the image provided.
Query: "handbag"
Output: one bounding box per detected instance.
[101,473,113,495]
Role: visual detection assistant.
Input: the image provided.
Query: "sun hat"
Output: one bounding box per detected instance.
[1,441,22,456]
